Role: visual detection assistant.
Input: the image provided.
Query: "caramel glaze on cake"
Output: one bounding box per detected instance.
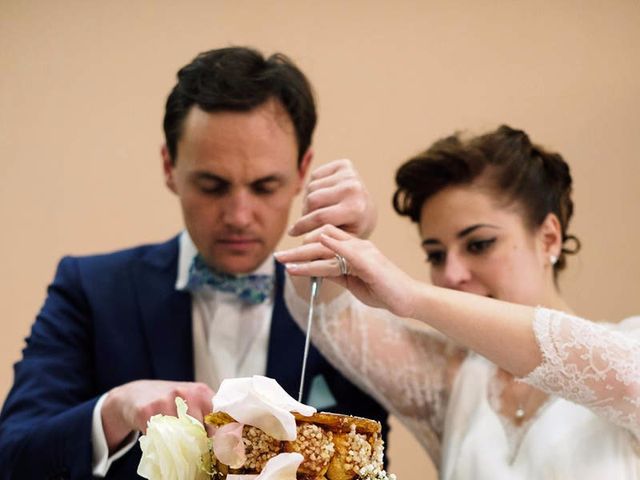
[205,411,385,480]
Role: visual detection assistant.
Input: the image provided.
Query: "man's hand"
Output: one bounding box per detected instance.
[288,159,377,239]
[101,380,214,453]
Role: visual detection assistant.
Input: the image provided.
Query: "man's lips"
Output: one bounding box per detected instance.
[216,238,261,248]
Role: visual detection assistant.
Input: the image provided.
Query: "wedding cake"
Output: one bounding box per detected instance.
[137,376,395,480]
[205,410,387,480]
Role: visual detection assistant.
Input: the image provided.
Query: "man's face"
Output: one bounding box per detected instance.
[163,100,311,274]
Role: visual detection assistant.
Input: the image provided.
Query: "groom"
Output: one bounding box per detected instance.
[0,47,386,479]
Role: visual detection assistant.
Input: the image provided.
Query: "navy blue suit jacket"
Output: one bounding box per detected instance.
[0,236,388,479]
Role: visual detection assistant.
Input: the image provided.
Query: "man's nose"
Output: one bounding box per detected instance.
[439,253,472,290]
[223,191,254,228]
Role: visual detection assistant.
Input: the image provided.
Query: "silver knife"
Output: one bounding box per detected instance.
[298,276,322,402]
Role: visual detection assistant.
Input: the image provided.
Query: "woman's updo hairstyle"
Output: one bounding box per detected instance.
[393,125,580,274]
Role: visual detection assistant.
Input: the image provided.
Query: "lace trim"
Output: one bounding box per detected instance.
[524,307,640,438]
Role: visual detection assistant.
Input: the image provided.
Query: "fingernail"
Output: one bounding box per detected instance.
[285,263,299,271]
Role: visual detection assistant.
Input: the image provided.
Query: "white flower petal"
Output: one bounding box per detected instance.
[252,376,315,416]
[256,453,303,480]
[213,376,315,441]
[176,396,206,428]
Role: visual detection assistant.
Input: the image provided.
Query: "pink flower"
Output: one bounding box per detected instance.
[212,422,247,469]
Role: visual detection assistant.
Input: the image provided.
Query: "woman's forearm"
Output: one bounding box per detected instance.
[408,281,542,377]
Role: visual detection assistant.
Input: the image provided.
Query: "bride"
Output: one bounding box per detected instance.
[276,125,640,479]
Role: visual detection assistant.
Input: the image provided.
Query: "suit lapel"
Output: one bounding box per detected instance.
[132,236,194,382]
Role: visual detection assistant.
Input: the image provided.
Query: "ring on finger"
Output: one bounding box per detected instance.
[335,254,350,276]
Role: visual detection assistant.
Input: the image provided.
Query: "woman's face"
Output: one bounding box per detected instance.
[418,184,554,305]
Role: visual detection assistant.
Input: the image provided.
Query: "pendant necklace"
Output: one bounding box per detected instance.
[508,373,530,424]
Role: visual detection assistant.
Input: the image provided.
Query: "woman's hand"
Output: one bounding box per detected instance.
[275,225,419,318]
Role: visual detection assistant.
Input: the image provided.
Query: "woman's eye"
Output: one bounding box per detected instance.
[467,238,496,254]
[425,251,445,266]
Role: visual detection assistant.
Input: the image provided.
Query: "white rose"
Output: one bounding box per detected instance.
[137,397,211,480]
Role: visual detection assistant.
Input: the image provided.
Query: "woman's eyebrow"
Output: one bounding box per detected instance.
[457,223,500,238]
[421,224,500,246]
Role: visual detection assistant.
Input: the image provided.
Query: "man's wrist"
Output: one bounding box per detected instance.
[101,385,133,453]
[92,393,139,477]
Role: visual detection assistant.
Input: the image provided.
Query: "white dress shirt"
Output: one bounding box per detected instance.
[91,231,275,476]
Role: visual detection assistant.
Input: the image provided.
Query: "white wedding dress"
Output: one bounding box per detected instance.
[284,279,640,479]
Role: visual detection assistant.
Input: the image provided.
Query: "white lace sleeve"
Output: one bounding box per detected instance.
[284,277,464,464]
[523,308,640,436]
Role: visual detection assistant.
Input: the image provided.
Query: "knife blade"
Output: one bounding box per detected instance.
[298,276,322,402]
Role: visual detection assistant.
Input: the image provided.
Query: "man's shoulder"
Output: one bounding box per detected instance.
[59,235,181,275]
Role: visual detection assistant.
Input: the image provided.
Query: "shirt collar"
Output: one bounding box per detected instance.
[175,230,275,291]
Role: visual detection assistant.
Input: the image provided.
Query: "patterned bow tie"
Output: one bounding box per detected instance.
[186,254,274,305]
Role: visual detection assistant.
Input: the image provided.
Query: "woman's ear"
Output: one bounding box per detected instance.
[538,212,562,265]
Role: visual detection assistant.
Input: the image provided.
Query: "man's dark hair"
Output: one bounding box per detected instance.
[163,46,316,166]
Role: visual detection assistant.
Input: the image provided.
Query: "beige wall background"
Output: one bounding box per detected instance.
[2,1,639,478]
